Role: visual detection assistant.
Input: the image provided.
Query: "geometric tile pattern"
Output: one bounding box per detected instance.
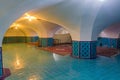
[97,37,118,48]
[117,38,120,49]
[80,41,90,58]
[72,41,97,59]
[39,38,54,47]
[97,37,110,47]
[110,39,117,48]
[31,36,39,42]
[90,41,97,59]
[47,38,54,46]
[40,38,48,47]
[3,36,39,43]
[3,37,26,43]
[72,41,80,58]
[0,47,3,77]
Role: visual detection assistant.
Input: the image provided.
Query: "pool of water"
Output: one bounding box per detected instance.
[2,43,120,80]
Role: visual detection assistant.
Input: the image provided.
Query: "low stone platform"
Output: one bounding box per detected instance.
[97,47,118,57]
[40,44,72,56]
[28,43,119,57]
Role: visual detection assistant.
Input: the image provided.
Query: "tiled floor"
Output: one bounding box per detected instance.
[2,43,120,80]
[39,44,118,57]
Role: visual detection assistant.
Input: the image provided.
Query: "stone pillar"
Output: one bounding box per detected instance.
[0,47,3,77]
[39,38,54,47]
[117,38,120,49]
[72,41,80,58]
[72,41,97,59]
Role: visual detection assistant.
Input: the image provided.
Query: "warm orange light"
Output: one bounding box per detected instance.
[24,13,37,21]
[11,23,20,29]
[28,75,40,80]
[15,26,18,29]
[16,59,20,66]
[12,24,20,27]
[14,55,23,69]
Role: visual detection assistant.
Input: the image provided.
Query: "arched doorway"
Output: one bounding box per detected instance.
[53,28,72,45]
[97,23,120,57]
[40,27,72,56]
[1,11,73,79]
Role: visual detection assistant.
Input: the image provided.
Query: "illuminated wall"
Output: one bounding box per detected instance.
[3,27,39,43]
[0,0,63,46]
[0,0,120,59]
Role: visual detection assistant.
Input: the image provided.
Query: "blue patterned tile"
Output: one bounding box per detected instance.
[117,38,120,49]
[110,39,117,48]
[72,41,80,57]
[80,41,90,58]
[31,36,39,42]
[41,38,48,47]
[0,69,2,77]
[48,38,54,46]
[39,38,54,47]
[72,41,97,59]
[90,41,97,58]
[97,37,117,48]
[0,47,3,77]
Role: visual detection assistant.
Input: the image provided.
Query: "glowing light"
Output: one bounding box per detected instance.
[24,13,37,21]
[11,24,20,29]
[28,75,41,80]
[14,55,23,69]
[12,24,20,27]
[15,26,18,29]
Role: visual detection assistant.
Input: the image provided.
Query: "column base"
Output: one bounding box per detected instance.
[72,41,97,59]
[39,38,54,47]
[117,38,120,49]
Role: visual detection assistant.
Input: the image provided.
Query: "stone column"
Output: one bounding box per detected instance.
[39,38,54,47]
[72,41,97,59]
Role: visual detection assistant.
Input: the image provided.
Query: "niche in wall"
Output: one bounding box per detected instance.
[53,28,72,45]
